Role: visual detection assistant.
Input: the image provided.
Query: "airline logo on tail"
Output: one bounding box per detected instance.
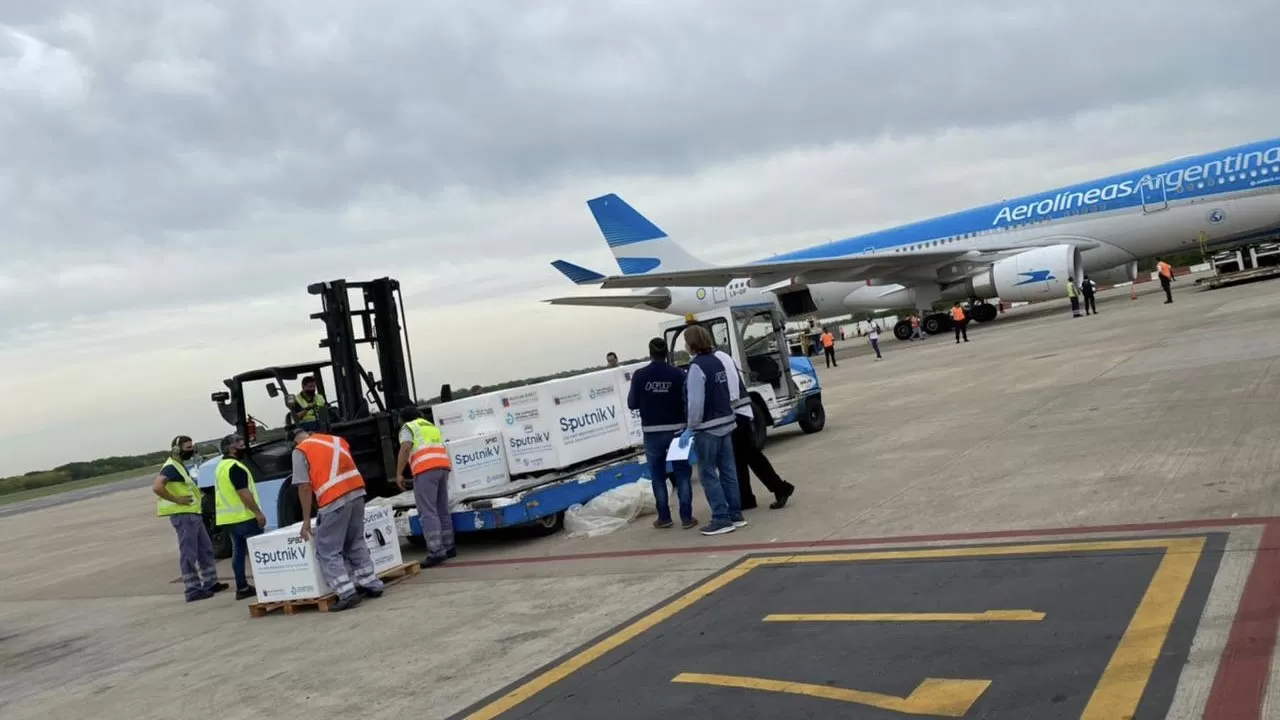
[586,193,710,275]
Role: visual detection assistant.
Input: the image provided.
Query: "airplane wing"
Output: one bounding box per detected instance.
[543,288,673,310]
[596,237,1101,289]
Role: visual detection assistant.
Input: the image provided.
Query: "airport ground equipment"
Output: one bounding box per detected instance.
[661,303,825,450]
[196,277,428,558]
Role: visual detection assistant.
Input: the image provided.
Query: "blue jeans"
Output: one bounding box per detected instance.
[226,518,264,590]
[643,430,694,524]
[693,429,742,526]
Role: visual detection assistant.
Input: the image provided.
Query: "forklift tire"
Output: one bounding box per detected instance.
[526,511,565,537]
[203,492,233,560]
[797,395,826,434]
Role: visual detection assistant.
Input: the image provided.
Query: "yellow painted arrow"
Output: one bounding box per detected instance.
[673,672,991,717]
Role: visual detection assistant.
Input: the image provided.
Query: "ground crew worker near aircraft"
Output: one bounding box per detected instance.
[714,344,795,511]
[287,375,327,432]
[1067,278,1082,317]
[291,426,385,611]
[628,337,696,529]
[1156,258,1175,303]
[1081,276,1099,316]
[678,323,745,536]
[394,406,457,567]
[214,433,266,601]
[151,435,226,602]
[820,328,837,368]
[951,303,969,343]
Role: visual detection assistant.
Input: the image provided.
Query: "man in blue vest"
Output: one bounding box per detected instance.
[678,324,745,536]
[627,337,697,530]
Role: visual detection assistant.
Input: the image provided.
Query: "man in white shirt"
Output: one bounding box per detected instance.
[714,348,796,510]
[867,322,882,360]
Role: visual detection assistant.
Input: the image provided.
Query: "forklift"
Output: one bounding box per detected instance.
[196,277,426,558]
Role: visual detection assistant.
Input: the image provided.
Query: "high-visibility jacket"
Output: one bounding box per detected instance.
[214,457,261,526]
[1157,261,1173,279]
[950,306,966,322]
[404,418,452,476]
[295,392,327,422]
[1066,282,1078,298]
[296,433,365,508]
[155,457,202,517]
[820,332,834,348]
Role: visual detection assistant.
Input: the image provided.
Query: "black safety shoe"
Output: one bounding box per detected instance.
[235,585,256,601]
[330,594,362,612]
[357,586,383,599]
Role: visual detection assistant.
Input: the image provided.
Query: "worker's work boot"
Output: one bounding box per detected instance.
[357,585,383,599]
[330,593,362,612]
[235,585,256,601]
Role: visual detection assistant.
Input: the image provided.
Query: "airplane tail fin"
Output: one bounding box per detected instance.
[587,193,712,275]
[550,259,606,285]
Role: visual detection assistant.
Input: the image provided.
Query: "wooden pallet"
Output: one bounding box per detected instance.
[248,561,421,618]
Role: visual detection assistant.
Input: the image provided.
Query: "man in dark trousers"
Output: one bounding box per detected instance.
[627,338,696,529]
[715,346,795,510]
[1081,275,1098,315]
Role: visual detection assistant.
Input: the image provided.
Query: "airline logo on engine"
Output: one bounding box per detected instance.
[1014,269,1055,285]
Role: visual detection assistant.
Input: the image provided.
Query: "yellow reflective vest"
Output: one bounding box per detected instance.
[155,457,201,517]
[214,458,261,526]
[295,392,326,422]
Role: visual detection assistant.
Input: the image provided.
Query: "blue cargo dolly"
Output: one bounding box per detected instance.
[397,449,648,540]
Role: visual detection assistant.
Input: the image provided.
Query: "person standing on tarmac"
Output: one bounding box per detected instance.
[1067,278,1082,317]
[628,338,696,529]
[394,406,457,567]
[288,375,327,432]
[1081,275,1099,316]
[715,346,795,511]
[678,324,745,536]
[820,327,837,367]
[867,322,883,360]
[951,303,969,343]
[1156,258,1175,303]
[292,426,385,611]
[151,435,226,602]
[213,433,266,601]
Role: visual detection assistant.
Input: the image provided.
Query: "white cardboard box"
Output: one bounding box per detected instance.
[542,370,632,466]
[613,363,646,446]
[431,392,503,442]
[247,503,404,603]
[496,385,561,475]
[444,432,511,495]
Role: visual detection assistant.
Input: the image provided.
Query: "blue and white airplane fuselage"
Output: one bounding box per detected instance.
[548,138,1280,331]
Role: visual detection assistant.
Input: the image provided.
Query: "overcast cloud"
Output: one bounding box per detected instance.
[1,0,1278,475]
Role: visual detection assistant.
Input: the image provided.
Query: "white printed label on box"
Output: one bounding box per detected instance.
[432,394,502,442]
[445,432,511,494]
[547,373,631,466]
[503,423,559,474]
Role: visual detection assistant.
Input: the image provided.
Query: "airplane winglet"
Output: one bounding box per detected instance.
[551,259,606,285]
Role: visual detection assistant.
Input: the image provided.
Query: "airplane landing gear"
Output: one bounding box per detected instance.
[893,319,914,341]
[922,313,953,335]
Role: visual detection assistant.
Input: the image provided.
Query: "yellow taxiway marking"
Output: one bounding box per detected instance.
[764,610,1046,622]
[673,672,991,717]
[461,536,1206,719]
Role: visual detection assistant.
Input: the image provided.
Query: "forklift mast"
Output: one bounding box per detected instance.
[306,277,420,416]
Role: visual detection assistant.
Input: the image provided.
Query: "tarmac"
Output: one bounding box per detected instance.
[2,275,1278,720]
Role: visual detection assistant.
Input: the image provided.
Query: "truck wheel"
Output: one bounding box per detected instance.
[893,320,914,341]
[751,398,769,450]
[527,511,565,537]
[797,395,826,434]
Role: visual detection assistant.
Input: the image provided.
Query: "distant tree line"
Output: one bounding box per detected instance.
[0,443,218,498]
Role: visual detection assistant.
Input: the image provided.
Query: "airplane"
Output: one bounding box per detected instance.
[546,136,1280,340]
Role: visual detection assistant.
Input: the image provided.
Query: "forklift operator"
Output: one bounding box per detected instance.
[287,375,327,431]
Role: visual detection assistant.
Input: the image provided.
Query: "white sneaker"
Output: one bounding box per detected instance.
[733,519,748,528]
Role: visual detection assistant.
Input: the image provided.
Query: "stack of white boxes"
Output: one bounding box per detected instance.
[246,503,403,603]
[540,369,632,466]
[611,362,647,446]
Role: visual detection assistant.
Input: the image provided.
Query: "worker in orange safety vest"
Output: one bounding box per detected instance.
[394,405,456,568]
[291,426,385,611]
[951,303,969,344]
[819,328,837,368]
[1156,258,1175,304]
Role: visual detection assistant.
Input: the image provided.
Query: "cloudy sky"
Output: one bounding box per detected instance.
[1,0,1278,475]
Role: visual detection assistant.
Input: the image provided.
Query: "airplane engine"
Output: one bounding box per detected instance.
[1086,260,1139,286]
[967,244,1083,303]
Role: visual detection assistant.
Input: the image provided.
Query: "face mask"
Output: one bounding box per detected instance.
[179,449,195,460]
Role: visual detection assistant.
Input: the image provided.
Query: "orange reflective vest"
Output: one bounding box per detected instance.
[404,418,452,476]
[296,433,365,508]
[820,332,834,348]
[951,306,966,322]
[1157,261,1172,279]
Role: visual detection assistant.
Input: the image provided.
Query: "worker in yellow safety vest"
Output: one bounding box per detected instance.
[950,303,969,344]
[151,435,226,602]
[214,433,266,601]
[288,375,327,431]
[291,426,384,611]
[1156,258,1175,304]
[395,405,456,568]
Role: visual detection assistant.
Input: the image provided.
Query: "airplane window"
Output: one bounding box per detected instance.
[1251,171,1258,177]
[1198,182,1206,188]
[1229,175,1236,182]
[1262,169,1270,175]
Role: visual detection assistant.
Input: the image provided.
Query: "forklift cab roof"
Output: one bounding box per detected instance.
[228,362,331,385]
